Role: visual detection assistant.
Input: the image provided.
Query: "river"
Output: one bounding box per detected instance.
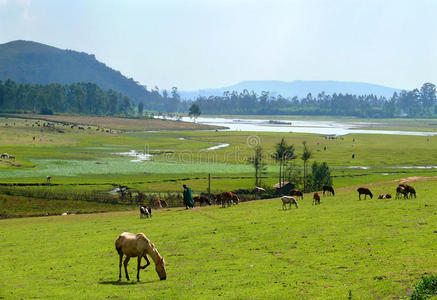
[180,117,437,136]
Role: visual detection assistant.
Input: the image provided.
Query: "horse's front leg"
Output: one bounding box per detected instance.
[141,255,150,269]
[137,256,141,281]
[123,256,131,281]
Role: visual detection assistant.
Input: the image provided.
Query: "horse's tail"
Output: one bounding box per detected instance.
[115,237,123,256]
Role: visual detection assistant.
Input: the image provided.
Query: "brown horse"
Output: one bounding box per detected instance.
[396,186,408,199]
[290,189,304,200]
[154,198,168,208]
[357,187,373,200]
[322,185,335,196]
[193,195,212,206]
[404,185,416,198]
[220,192,240,207]
[313,192,321,205]
[115,232,166,281]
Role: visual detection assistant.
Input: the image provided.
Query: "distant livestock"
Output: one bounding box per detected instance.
[1,153,9,159]
[154,199,168,209]
[193,195,212,206]
[378,194,392,199]
[220,192,240,207]
[289,189,304,200]
[313,192,321,205]
[404,185,416,198]
[357,187,373,200]
[281,196,298,210]
[140,206,152,218]
[46,176,52,183]
[322,185,335,196]
[115,232,166,281]
[396,184,416,199]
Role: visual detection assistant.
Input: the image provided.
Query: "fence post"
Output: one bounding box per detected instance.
[208,173,211,200]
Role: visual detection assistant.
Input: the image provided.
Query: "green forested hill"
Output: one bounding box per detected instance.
[0,40,148,103]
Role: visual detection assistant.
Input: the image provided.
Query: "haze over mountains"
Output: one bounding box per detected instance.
[180,80,400,100]
[0,40,401,105]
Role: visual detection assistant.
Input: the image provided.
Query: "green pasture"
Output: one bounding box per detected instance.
[1,178,436,299]
[2,115,437,218]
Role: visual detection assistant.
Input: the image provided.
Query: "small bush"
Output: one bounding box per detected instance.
[411,275,437,300]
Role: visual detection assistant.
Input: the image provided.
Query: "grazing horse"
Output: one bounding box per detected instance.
[404,185,416,198]
[322,185,335,196]
[313,192,321,205]
[115,232,166,281]
[46,176,51,183]
[281,196,298,209]
[1,153,9,159]
[289,189,304,200]
[140,206,152,218]
[357,187,373,200]
[396,186,408,199]
[220,192,239,207]
[193,195,212,206]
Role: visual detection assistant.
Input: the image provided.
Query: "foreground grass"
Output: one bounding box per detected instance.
[1,178,436,299]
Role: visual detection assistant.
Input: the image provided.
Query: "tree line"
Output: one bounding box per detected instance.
[192,82,437,118]
[1,78,436,119]
[0,79,136,115]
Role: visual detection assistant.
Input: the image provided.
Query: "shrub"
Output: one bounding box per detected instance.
[411,275,437,300]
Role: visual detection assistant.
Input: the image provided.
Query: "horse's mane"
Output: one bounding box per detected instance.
[137,233,162,260]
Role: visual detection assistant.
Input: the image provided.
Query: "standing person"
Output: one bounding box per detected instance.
[183,184,194,209]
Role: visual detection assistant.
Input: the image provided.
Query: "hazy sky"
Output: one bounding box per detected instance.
[1,0,436,91]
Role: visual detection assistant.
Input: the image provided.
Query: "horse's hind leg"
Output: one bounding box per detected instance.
[124,256,131,281]
[118,254,123,281]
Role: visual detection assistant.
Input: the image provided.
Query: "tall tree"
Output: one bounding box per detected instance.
[138,101,144,115]
[188,103,201,118]
[301,141,312,192]
[272,138,296,189]
[248,146,266,186]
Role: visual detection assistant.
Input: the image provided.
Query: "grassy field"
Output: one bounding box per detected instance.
[1,177,435,299]
[11,114,223,131]
[2,114,437,217]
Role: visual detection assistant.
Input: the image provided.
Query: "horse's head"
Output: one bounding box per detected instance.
[156,257,166,280]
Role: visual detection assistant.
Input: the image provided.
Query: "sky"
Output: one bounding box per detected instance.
[0,0,436,91]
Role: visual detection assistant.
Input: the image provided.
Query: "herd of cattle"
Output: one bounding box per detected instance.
[139,183,417,217]
[281,183,417,210]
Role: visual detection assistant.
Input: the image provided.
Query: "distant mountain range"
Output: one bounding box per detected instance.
[0,40,148,103]
[180,80,401,100]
